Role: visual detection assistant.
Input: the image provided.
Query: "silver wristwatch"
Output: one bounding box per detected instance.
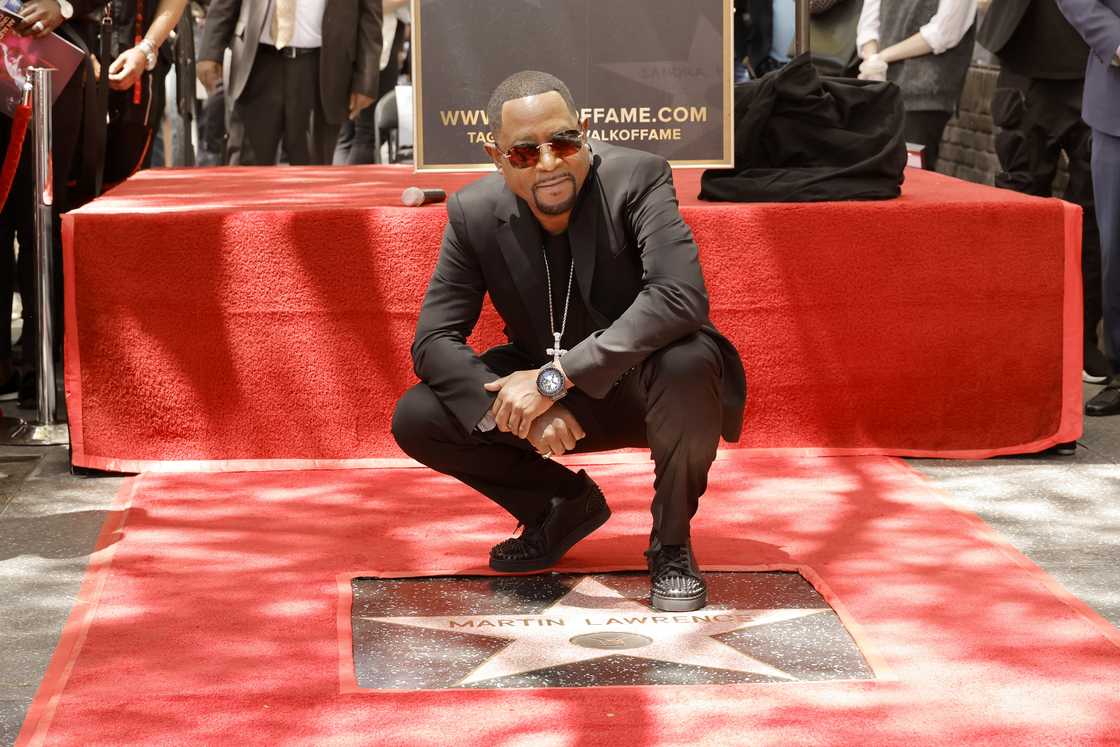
[139,38,158,71]
[536,362,567,401]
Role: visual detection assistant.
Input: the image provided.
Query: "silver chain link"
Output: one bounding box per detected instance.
[542,245,575,346]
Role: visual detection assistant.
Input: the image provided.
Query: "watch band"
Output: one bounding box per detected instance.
[139,38,158,71]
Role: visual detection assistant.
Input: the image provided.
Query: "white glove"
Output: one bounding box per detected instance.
[858,53,888,82]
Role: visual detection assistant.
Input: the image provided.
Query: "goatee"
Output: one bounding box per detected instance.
[532,174,577,216]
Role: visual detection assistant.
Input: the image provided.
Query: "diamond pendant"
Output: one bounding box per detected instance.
[546,331,567,364]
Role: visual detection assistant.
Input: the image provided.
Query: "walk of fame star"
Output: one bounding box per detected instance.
[362,576,830,687]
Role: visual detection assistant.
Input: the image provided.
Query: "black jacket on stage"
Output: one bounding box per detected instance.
[978,0,1089,79]
[701,54,907,203]
[411,141,747,442]
[978,0,1038,51]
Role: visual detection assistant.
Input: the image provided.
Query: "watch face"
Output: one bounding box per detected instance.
[537,366,565,396]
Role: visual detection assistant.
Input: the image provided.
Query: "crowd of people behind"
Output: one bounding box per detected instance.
[0,0,1118,416]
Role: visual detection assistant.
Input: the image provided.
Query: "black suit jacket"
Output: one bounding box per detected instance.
[978,0,1034,54]
[412,141,747,442]
[198,0,381,124]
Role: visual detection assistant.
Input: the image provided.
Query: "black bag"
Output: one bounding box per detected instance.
[701,53,907,203]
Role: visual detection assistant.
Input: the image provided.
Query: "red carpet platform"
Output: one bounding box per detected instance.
[17,456,1120,745]
[62,166,1082,471]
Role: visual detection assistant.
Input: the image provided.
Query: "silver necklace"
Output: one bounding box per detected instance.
[542,245,574,364]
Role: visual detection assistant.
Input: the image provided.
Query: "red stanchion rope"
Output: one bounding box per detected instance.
[0,103,33,212]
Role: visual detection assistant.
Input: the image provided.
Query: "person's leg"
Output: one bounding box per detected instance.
[392,382,594,525]
[902,109,952,171]
[594,331,723,611]
[0,227,17,394]
[348,104,378,165]
[1054,82,1106,379]
[1089,129,1120,407]
[198,87,227,165]
[392,345,592,526]
[229,53,284,166]
[991,69,1033,192]
[311,111,342,168]
[636,333,724,548]
[392,333,724,602]
[281,51,319,165]
[0,112,27,386]
[333,119,355,164]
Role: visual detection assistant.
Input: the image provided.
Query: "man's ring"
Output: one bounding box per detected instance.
[32,20,45,33]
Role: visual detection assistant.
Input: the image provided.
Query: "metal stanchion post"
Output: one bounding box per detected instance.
[0,68,70,446]
[795,0,811,56]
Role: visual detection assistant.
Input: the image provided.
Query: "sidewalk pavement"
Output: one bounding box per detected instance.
[2,382,1118,746]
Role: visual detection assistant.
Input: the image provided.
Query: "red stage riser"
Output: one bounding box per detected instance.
[61,167,1082,470]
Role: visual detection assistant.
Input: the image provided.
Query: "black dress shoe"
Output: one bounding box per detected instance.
[489,471,610,572]
[648,543,707,612]
[1085,383,1120,417]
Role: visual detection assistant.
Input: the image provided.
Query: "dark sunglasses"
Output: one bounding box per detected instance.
[499,130,585,169]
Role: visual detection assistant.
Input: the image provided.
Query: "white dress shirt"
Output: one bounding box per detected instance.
[857,0,978,56]
[380,6,411,70]
[260,0,328,48]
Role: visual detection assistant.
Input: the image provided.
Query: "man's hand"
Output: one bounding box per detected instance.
[526,403,586,458]
[107,47,147,90]
[484,370,553,439]
[858,53,888,82]
[197,60,222,94]
[348,92,375,120]
[17,0,65,37]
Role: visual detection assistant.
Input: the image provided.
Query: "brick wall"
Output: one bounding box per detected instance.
[936,62,1001,186]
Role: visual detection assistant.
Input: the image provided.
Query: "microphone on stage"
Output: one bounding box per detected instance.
[401,187,447,207]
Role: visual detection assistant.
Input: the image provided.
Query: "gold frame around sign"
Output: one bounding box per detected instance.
[410,0,735,172]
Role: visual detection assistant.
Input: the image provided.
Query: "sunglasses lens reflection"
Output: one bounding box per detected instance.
[506,134,582,169]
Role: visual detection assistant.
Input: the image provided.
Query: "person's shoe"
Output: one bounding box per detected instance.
[1083,345,1110,384]
[1085,382,1120,416]
[0,369,18,402]
[648,543,707,612]
[489,471,610,572]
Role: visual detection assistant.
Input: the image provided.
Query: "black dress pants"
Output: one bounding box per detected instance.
[903,109,952,171]
[392,332,724,549]
[990,71,1103,359]
[227,46,339,166]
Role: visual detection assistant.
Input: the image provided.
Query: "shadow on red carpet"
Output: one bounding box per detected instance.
[17,454,1120,746]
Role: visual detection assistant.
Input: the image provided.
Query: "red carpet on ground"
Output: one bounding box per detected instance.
[62,166,1081,471]
[19,455,1120,745]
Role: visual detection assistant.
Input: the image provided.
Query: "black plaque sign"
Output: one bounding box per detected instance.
[412,0,733,171]
[351,572,875,690]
